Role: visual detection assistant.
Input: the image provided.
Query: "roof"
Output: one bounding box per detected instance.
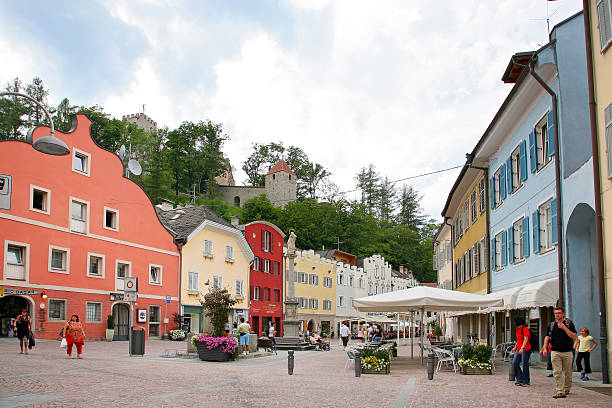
[420,283,438,288]
[244,220,286,238]
[156,205,234,240]
[501,51,536,83]
[266,160,296,176]
[315,249,357,265]
[392,269,414,279]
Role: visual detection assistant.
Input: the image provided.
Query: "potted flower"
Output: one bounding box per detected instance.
[170,329,186,341]
[360,348,391,374]
[458,344,493,375]
[105,313,114,342]
[195,288,238,361]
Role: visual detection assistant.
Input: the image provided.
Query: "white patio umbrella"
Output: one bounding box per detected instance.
[352,286,504,364]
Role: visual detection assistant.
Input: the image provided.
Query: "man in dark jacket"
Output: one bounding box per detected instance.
[541,307,578,399]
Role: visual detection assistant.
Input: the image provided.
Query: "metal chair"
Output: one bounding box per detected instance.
[433,347,458,373]
[345,350,356,369]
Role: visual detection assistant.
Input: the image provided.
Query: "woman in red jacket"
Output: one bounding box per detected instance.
[64,314,85,359]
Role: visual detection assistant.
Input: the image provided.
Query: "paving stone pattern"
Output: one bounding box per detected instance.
[0,338,611,407]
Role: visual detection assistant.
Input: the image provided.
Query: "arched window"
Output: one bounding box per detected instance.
[233,196,241,207]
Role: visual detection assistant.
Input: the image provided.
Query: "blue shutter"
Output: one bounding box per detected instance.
[519,140,528,182]
[533,210,540,254]
[501,230,507,266]
[506,157,513,193]
[522,217,530,258]
[529,129,537,173]
[500,164,507,200]
[490,176,496,209]
[551,198,558,245]
[547,110,555,158]
[508,226,514,264]
[491,238,497,271]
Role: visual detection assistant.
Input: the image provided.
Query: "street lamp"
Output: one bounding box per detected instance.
[0,92,70,156]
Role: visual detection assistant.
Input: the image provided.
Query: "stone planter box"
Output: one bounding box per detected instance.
[460,366,492,375]
[196,343,231,362]
[105,329,114,342]
[361,365,390,375]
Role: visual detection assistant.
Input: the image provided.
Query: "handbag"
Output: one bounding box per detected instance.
[28,331,35,348]
[60,338,67,348]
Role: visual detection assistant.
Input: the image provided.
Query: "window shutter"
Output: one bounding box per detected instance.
[533,210,540,254]
[506,157,513,193]
[490,176,496,209]
[261,228,265,251]
[547,110,556,158]
[491,238,497,271]
[508,226,514,264]
[605,103,612,179]
[500,164,507,200]
[519,140,528,182]
[596,0,612,52]
[522,217,530,258]
[529,129,537,173]
[501,230,507,266]
[551,198,558,246]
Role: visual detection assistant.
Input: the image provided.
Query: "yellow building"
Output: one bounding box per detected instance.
[287,249,336,335]
[442,169,489,344]
[585,0,612,381]
[157,206,253,333]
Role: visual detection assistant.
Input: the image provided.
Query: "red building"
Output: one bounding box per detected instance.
[0,115,179,340]
[243,221,285,336]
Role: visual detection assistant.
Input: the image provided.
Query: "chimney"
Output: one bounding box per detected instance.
[231,216,239,226]
[399,265,404,274]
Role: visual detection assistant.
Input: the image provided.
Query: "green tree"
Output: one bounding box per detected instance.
[355,164,380,210]
[240,195,281,225]
[53,98,77,132]
[25,77,49,127]
[397,184,425,231]
[0,78,28,140]
[200,288,237,337]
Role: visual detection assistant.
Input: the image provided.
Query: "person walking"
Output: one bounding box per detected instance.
[64,314,85,359]
[340,323,350,350]
[575,327,597,381]
[14,309,31,355]
[357,327,364,343]
[237,317,251,356]
[268,323,277,349]
[541,307,578,399]
[512,316,532,386]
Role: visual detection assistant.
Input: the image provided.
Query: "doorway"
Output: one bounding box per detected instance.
[0,296,31,337]
[113,303,130,340]
[252,316,260,336]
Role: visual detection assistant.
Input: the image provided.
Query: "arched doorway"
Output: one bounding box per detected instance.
[112,303,130,341]
[566,203,600,370]
[0,296,32,336]
[233,196,241,207]
[306,319,316,334]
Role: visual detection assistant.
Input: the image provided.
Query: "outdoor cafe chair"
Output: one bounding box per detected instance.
[433,347,458,373]
[345,350,357,369]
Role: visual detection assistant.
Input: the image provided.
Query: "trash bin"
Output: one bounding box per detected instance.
[131,327,145,355]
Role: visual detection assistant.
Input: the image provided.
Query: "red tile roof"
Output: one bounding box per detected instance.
[420,282,437,288]
[266,159,296,176]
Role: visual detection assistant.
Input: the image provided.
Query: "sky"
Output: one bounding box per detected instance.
[0,0,584,220]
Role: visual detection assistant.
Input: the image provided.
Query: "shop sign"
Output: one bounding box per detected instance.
[0,287,39,296]
[0,174,11,210]
[110,293,125,301]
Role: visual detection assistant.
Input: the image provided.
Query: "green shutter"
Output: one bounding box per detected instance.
[508,226,514,264]
[500,164,507,200]
[551,198,558,246]
[522,217,530,258]
[529,129,537,173]
[533,210,540,254]
[506,157,513,193]
[547,110,556,158]
[501,230,507,266]
[519,140,528,182]
[491,238,497,271]
[490,176,496,209]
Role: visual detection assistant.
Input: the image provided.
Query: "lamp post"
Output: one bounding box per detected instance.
[0,92,70,156]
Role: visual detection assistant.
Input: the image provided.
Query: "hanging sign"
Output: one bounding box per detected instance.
[124,292,137,302]
[0,174,11,210]
[124,277,138,292]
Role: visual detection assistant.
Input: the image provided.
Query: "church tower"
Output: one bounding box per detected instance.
[264,160,297,208]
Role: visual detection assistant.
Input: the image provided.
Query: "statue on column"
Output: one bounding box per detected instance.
[287,231,297,256]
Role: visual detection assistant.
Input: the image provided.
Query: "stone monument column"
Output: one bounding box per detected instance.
[283,232,301,338]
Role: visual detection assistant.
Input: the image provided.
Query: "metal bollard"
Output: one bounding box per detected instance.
[288,350,294,375]
[508,353,515,381]
[354,350,361,377]
[427,351,435,380]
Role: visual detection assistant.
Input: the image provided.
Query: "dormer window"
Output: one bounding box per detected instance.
[72,148,91,176]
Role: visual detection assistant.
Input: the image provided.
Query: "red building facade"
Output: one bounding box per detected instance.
[0,115,179,340]
[244,221,285,336]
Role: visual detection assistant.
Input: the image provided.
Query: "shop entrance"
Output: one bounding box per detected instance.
[113,303,130,340]
[0,296,31,337]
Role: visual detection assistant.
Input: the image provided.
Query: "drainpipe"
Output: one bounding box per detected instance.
[443,217,454,289]
[175,239,185,326]
[528,59,565,307]
[582,1,609,384]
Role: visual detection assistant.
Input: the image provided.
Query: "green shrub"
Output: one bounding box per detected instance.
[461,344,474,360]
[473,345,492,363]
[374,348,390,362]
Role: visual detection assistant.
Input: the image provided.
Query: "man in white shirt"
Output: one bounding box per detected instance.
[340,323,350,350]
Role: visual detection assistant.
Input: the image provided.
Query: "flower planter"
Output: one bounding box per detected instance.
[361,366,390,375]
[105,329,114,342]
[460,366,492,375]
[196,343,231,362]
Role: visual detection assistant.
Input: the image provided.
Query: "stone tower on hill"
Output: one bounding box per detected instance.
[216,159,297,208]
[122,113,157,133]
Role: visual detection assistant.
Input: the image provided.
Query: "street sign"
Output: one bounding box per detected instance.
[124,277,138,292]
[0,174,11,210]
[165,295,171,304]
[124,292,137,302]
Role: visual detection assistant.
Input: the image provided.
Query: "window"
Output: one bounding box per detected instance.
[273,289,281,302]
[492,230,507,271]
[323,300,332,310]
[72,148,90,175]
[479,178,486,214]
[596,0,612,52]
[510,218,525,264]
[212,275,222,291]
[338,274,344,285]
[493,168,503,208]
[471,190,478,224]
[309,274,319,285]
[253,257,259,271]
[115,260,130,290]
[472,243,479,279]
[149,306,161,338]
[339,296,344,306]
[271,261,280,275]
[297,272,308,283]
[263,230,272,252]
[458,212,463,237]
[87,253,105,278]
[530,112,554,172]
[86,302,102,322]
[203,240,213,257]
[605,103,612,178]
[49,246,69,273]
[358,278,363,289]
[70,198,89,234]
[309,298,318,309]
[349,276,354,287]
[465,249,471,280]
[263,287,271,301]
[188,271,199,291]
[298,297,307,308]
[5,242,28,280]
[535,199,557,252]
[480,238,488,274]
[225,245,234,262]
[253,286,260,300]
[323,277,333,287]
[464,201,470,230]
[509,142,527,193]
[30,185,50,214]
[264,259,270,273]
[104,207,119,231]
[235,279,244,297]
[149,264,162,285]
[48,299,66,321]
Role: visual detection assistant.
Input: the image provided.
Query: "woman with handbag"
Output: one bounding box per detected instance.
[64,314,85,358]
[14,309,31,354]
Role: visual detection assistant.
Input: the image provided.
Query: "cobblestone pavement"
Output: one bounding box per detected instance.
[0,338,611,408]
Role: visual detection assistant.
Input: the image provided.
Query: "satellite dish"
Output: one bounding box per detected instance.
[118,145,127,161]
[128,159,142,176]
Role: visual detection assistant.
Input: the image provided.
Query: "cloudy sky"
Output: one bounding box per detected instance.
[0,0,584,220]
